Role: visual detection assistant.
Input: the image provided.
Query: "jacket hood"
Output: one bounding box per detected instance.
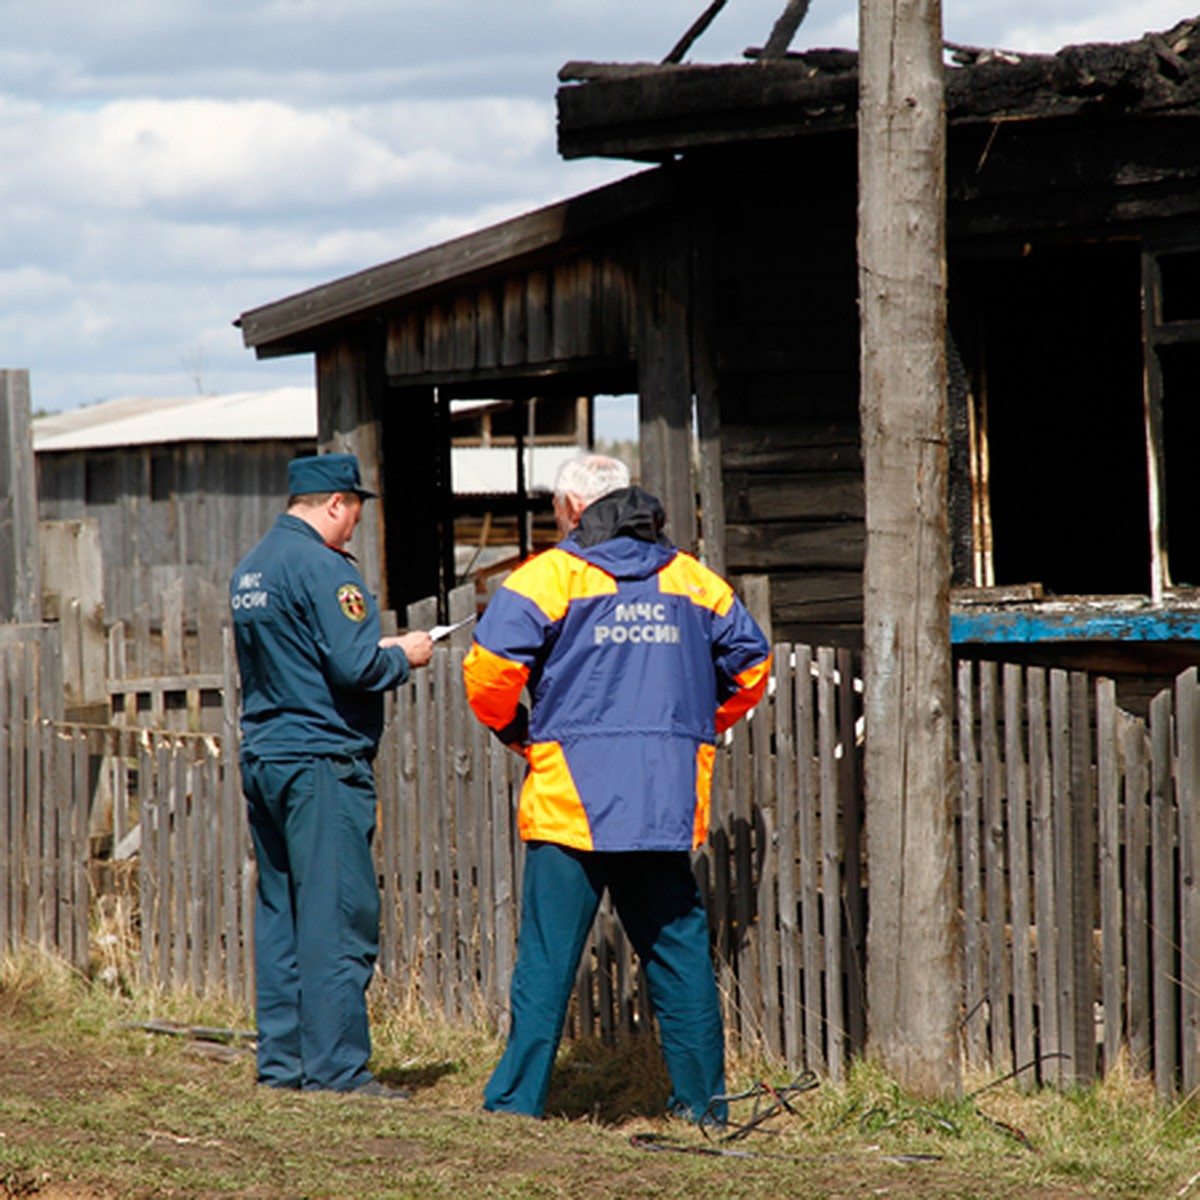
[562,486,677,580]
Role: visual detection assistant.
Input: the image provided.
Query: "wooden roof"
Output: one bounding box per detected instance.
[236,167,672,359]
[236,17,1200,362]
[556,17,1200,161]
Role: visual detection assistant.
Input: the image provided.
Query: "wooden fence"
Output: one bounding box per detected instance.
[6,606,1200,1093]
[374,637,867,1078]
[106,577,227,736]
[1,621,250,998]
[131,721,253,1003]
[0,630,88,971]
[957,660,1200,1098]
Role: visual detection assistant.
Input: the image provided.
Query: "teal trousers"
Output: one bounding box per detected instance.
[243,755,380,1092]
[484,841,726,1122]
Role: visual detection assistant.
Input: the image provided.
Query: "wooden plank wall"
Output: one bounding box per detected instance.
[637,216,698,552]
[384,251,637,382]
[375,247,639,611]
[710,143,865,648]
[317,334,389,600]
[40,520,107,718]
[36,439,309,628]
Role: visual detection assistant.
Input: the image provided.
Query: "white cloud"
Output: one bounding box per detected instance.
[994,1,1194,52]
[0,94,562,217]
[0,0,1186,411]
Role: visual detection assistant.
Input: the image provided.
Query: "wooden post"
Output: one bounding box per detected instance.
[0,370,41,623]
[40,519,107,716]
[380,384,448,617]
[317,333,387,600]
[858,0,960,1095]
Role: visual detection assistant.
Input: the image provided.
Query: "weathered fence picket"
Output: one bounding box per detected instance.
[838,647,866,1058]
[1178,667,1200,1094]
[106,580,227,735]
[1027,667,1062,1089]
[1097,678,1122,1075]
[1149,687,1177,1099]
[1122,709,1150,1075]
[796,647,825,1073]
[816,645,848,1081]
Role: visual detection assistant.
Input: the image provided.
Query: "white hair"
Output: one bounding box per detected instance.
[553,454,630,506]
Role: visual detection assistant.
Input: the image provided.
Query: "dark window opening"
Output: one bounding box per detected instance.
[1158,250,1200,323]
[85,456,119,506]
[533,398,579,439]
[150,453,174,502]
[952,243,1148,596]
[487,401,530,441]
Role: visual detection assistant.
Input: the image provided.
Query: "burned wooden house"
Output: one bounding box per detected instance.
[237,14,1200,680]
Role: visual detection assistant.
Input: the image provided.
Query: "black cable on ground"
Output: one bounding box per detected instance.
[964,1051,1071,1153]
[630,1071,936,1165]
[700,1071,821,1142]
[628,1057,1052,1165]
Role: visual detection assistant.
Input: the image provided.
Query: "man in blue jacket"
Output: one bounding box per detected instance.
[464,454,771,1122]
[231,452,432,1097]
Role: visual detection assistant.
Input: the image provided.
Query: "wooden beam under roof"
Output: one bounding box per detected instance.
[557,19,1200,163]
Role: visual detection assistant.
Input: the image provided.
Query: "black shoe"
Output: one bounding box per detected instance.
[349,1078,411,1100]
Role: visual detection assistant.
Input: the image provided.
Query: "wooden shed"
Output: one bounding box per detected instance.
[34,387,316,625]
[33,387,591,628]
[238,16,1200,678]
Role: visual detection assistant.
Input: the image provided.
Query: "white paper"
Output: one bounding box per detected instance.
[429,614,477,641]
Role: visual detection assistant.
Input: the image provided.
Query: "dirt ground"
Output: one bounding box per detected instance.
[0,1027,1141,1200]
[1,1031,145,1199]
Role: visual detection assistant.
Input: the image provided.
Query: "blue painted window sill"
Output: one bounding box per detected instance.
[951,598,1200,644]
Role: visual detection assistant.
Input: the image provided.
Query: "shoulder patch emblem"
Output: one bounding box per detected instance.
[337,583,367,622]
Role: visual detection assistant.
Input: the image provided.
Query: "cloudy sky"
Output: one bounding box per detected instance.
[3,0,1191,414]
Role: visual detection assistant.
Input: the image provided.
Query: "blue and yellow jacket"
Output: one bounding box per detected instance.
[463,487,771,852]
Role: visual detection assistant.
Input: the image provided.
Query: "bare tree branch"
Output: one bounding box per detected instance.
[662,0,730,65]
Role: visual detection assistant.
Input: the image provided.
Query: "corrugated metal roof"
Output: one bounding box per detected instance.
[32,388,579,496]
[32,387,318,452]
